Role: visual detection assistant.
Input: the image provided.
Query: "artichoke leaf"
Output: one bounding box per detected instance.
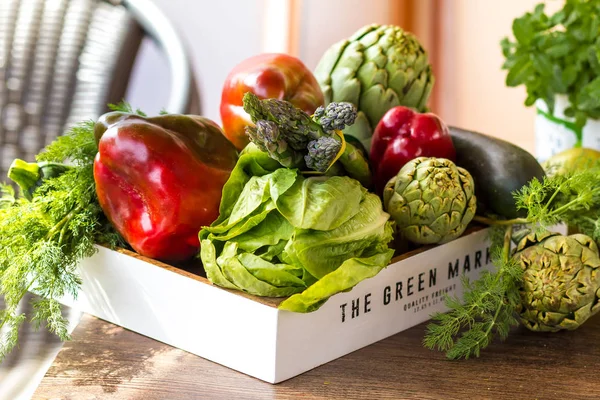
[349,23,380,42]
[360,85,400,127]
[388,69,409,98]
[341,112,372,151]
[357,60,388,88]
[330,73,362,107]
[314,40,350,88]
[417,73,435,111]
[402,70,431,107]
[514,231,600,332]
[354,25,383,47]
[363,44,388,68]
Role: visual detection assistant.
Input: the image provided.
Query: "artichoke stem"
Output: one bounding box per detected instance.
[502,225,513,263]
[473,215,529,226]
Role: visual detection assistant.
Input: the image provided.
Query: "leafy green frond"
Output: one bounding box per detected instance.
[36,120,97,165]
[31,298,71,340]
[501,0,600,125]
[108,101,147,117]
[0,184,15,209]
[0,111,122,360]
[0,313,26,362]
[513,165,600,240]
[424,226,523,359]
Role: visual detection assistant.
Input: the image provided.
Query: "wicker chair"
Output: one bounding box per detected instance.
[0,0,199,177]
[0,1,198,397]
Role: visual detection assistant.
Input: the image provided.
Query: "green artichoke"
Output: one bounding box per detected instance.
[513,230,600,332]
[383,157,476,245]
[315,24,434,151]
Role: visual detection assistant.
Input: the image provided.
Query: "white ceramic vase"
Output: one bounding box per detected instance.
[535,94,600,162]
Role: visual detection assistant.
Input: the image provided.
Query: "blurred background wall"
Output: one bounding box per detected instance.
[126,0,266,122]
[127,0,564,153]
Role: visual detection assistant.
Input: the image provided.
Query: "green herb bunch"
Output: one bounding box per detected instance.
[0,104,140,361]
[501,0,600,127]
[424,165,600,359]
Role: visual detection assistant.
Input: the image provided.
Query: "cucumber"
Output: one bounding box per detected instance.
[449,127,545,219]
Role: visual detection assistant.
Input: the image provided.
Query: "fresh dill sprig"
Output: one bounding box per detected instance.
[516,168,600,242]
[0,184,15,209]
[37,120,97,165]
[424,226,522,359]
[108,101,147,117]
[0,104,135,362]
[425,166,600,359]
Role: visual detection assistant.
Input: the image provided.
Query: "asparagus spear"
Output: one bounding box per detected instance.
[242,93,372,187]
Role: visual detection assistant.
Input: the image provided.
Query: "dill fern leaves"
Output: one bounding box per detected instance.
[424,165,600,359]
[0,120,121,361]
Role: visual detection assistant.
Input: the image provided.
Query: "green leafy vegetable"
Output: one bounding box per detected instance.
[108,101,147,117]
[8,160,72,201]
[424,165,600,359]
[274,175,364,231]
[0,184,15,209]
[501,0,600,126]
[279,251,394,313]
[0,106,137,361]
[424,226,522,359]
[200,143,394,312]
[283,192,392,279]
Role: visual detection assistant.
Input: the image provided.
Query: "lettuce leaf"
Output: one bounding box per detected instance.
[199,144,394,312]
[208,144,282,228]
[274,175,364,231]
[278,250,394,313]
[282,193,394,279]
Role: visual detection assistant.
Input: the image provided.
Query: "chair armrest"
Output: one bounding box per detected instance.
[122,0,200,114]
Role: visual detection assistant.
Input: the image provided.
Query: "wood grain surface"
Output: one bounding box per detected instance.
[33,312,600,400]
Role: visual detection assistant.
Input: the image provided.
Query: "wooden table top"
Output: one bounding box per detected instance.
[32,312,600,400]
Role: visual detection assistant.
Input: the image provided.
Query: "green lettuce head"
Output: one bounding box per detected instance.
[199,144,394,312]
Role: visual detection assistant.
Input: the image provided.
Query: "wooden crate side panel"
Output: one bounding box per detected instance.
[60,247,281,383]
[272,229,492,383]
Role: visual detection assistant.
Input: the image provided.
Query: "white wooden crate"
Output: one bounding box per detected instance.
[59,227,493,383]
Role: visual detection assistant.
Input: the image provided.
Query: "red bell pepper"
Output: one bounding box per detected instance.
[220,53,324,150]
[370,106,456,193]
[93,112,238,262]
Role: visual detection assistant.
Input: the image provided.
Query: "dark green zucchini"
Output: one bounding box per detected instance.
[449,126,545,219]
